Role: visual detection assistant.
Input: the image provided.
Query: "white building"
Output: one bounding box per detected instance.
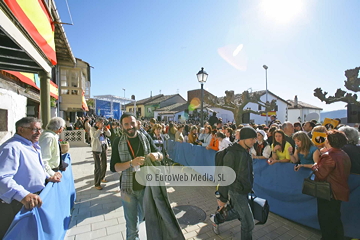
[208,90,291,125]
[287,95,322,124]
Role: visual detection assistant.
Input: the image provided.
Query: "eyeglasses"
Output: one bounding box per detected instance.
[22,127,43,133]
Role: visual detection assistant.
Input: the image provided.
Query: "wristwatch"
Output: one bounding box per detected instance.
[129,160,133,167]
[215,191,221,199]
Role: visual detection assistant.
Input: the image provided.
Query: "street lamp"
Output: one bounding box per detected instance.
[263,65,268,125]
[122,88,125,111]
[196,67,208,127]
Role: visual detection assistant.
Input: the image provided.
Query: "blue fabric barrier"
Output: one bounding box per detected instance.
[167,141,216,176]
[4,153,76,240]
[167,141,360,238]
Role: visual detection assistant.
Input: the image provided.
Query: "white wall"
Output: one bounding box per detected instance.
[210,93,289,125]
[210,108,234,123]
[0,88,27,145]
[288,109,321,123]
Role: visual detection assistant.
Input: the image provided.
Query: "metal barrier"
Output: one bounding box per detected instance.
[60,130,88,147]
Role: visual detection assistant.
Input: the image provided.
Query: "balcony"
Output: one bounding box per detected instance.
[60,86,83,111]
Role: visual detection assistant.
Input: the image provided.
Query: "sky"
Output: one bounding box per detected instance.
[55,0,360,112]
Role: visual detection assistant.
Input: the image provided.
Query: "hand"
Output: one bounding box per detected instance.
[268,159,276,165]
[198,142,202,145]
[21,193,42,209]
[288,146,293,154]
[133,156,145,166]
[147,152,162,162]
[274,145,281,152]
[48,173,61,182]
[217,199,226,211]
[294,164,301,171]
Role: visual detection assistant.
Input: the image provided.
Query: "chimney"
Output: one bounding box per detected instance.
[294,95,298,107]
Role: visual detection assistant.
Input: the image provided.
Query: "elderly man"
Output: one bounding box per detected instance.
[0,117,59,238]
[39,117,67,179]
[282,121,295,152]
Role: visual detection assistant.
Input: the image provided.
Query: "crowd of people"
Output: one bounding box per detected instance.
[1,112,359,239]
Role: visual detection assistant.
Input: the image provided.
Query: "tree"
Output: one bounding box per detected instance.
[204,90,277,125]
[86,98,94,108]
[314,67,360,106]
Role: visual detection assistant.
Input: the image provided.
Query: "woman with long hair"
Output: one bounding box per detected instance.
[199,125,212,147]
[290,131,320,171]
[312,130,351,240]
[175,124,184,142]
[268,129,291,165]
[187,125,199,145]
[168,122,177,141]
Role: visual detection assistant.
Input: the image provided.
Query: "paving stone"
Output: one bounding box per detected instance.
[66,224,91,236]
[77,215,105,226]
[91,218,118,231]
[75,228,107,240]
[184,230,198,239]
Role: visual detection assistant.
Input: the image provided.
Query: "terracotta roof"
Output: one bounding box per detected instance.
[287,100,323,110]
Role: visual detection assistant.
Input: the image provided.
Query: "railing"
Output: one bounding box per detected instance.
[60,130,88,147]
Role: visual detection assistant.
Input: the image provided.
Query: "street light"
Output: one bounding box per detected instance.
[122,88,125,111]
[263,65,268,125]
[196,67,208,127]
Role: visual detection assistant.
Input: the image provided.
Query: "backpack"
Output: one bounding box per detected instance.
[215,143,234,166]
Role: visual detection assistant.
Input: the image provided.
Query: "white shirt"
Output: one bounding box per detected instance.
[219,138,231,151]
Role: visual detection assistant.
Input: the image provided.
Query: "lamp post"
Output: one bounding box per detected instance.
[196,67,208,127]
[263,65,268,125]
[122,88,125,111]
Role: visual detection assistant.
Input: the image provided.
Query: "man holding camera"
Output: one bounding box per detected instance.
[90,118,111,190]
[215,127,257,239]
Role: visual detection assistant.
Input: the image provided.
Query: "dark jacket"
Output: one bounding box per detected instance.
[312,148,351,201]
[143,157,184,240]
[342,144,360,175]
[218,143,253,202]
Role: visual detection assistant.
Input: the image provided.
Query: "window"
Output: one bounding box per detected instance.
[0,109,8,131]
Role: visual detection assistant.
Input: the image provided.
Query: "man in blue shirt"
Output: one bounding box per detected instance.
[0,117,59,238]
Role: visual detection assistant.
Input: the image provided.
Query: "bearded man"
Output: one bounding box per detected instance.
[110,112,162,240]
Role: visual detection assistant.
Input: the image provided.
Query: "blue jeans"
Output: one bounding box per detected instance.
[229,191,254,240]
[121,189,145,240]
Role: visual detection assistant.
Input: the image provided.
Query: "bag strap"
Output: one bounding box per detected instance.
[307,171,315,179]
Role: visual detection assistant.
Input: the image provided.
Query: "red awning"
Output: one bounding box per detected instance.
[3,70,58,99]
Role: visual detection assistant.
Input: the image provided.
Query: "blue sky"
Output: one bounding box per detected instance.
[55,0,360,112]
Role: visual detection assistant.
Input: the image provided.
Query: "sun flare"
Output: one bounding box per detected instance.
[260,0,304,24]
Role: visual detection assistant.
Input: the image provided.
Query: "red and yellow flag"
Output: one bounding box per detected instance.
[4,0,57,65]
[82,91,89,111]
[2,70,58,99]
